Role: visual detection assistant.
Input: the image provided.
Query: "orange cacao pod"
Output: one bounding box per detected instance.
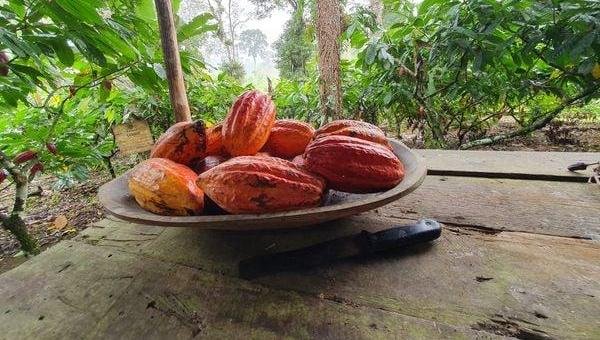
[222,90,276,156]
[263,119,315,158]
[128,158,204,216]
[304,135,404,193]
[206,123,225,155]
[314,120,391,149]
[193,155,228,174]
[197,156,325,214]
[150,120,207,167]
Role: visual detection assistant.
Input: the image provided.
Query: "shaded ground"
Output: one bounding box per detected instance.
[1,121,599,274]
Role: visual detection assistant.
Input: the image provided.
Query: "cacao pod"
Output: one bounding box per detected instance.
[263,119,315,158]
[0,65,7,77]
[197,156,325,214]
[193,155,228,174]
[304,135,404,193]
[206,123,225,155]
[222,90,276,156]
[29,162,44,177]
[314,119,392,149]
[0,169,7,184]
[128,158,204,216]
[292,154,305,167]
[150,120,207,168]
[46,142,58,155]
[13,150,38,164]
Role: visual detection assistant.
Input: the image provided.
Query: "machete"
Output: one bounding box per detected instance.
[239,219,442,279]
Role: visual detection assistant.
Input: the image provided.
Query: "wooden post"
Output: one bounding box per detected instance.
[154,0,191,122]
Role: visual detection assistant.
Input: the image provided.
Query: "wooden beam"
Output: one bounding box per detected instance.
[154,0,191,122]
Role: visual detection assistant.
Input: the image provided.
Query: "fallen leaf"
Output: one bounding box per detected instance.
[53,215,68,230]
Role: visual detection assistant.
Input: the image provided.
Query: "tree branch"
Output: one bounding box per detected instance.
[459,85,600,149]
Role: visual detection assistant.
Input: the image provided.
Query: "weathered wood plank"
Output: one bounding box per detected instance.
[417,149,600,181]
[0,240,493,339]
[386,175,600,239]
[69,214,600,339]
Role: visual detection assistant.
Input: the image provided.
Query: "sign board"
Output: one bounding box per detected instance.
[112,119,154,155]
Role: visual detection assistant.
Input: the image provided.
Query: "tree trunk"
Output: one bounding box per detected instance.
[0,152,39,255]
[154,0,191,122]
[316,0,343,123]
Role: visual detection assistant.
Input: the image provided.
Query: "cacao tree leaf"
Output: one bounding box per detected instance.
[49,38,75,66]
[55,0,103,25]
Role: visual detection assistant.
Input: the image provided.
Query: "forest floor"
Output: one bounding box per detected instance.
[1,121,599,273]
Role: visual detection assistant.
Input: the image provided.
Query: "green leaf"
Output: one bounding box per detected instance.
[72,38,107,66]
[55,0,103,25]
[177,13,216,42]
[136,0,156,22]
[49,38,75,66]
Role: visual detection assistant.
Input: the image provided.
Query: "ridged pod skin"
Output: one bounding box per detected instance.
[222,90,276,156]
[206,123,225,155]
[128,158,204,216]
[197,156,326,214]
[263,119,315,158]
[314,120,392,149]
[193,155,228,174]
[150,120,207,167]
[304,135,404,193]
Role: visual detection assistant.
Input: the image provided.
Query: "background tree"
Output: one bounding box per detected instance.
[274,0,313,78]
[316,0,343,121]
[238,29,268,66]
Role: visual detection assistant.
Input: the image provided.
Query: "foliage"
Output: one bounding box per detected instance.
[219,60,246,82]
[0,0,217,253]
[340,0,600,147]
[274,0,312,79]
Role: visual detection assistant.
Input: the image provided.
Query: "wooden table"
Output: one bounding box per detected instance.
[1,150,598,339]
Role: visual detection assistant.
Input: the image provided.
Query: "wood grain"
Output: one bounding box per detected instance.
[417,149,600,181]
[1,215,597,339]
[386,175,600,239]
[154,0,191,122]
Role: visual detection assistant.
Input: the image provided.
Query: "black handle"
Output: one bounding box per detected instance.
[361,219,441,254]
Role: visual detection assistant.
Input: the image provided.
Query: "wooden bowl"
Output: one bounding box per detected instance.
[98,139,426,230]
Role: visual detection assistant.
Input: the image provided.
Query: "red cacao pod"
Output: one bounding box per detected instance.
[29,162,44,177]
[314,120,392,149]
[0,52,8,64]
[0,65,7,77]
[150,120,207,168]
[222,90,276,156]
[193,155,228,174]
[13,150,38,164]
[304,135,404,193]
[0,169,7,183]
[128,158,204,216]
[263,119,315,158]
[197,156,325,214]
[206,123,225,155]
[46,142,58,155]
